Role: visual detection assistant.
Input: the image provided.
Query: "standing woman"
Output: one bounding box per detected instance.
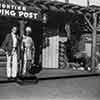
[2,25,19,80]
[21,26,35,76]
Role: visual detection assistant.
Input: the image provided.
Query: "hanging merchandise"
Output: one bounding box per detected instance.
[42,35,59,68]
[59,41,67,69]
[42,35,67,69]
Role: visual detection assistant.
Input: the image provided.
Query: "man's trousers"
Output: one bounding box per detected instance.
[6,51,18,78]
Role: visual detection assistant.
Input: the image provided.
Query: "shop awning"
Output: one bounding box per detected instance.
[5,0,99,32]
[1,0,100,19]
[0,0,100,32]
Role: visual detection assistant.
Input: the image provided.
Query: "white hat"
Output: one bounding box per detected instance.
[26,26,32,32]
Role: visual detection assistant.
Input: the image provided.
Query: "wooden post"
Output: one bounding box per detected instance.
[19,20,25,37]
[42,13,47,68]
[18,20,25,75]
[84,13,97,71]
[91,13,97,70]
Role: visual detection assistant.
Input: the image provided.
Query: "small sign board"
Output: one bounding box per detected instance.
[0,3,40,20]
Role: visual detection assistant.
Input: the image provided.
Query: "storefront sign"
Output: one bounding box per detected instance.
[0,3,39,19]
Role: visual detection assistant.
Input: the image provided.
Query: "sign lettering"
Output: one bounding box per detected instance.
[0,3,39,19]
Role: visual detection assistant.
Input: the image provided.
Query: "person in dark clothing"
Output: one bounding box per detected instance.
[1,26,20,80]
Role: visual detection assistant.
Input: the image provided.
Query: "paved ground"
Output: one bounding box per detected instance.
[0,76,100,100]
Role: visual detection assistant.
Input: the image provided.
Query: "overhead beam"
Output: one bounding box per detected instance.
[84,15,95,31]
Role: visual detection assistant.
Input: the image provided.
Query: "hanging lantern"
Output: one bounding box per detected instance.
[42,13,47,24]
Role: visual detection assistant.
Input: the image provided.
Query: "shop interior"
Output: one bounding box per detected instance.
[41,10,93,72]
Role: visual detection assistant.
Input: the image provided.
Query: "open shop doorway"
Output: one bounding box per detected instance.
[24,20,43,69]
[0,18,43,79]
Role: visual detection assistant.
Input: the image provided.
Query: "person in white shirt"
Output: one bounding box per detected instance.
[21,26,35,75]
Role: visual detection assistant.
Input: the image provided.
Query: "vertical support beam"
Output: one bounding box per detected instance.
[42,13,47,68]
[91,13,97,70]
[18,20,25,75]
[19,20,25,37]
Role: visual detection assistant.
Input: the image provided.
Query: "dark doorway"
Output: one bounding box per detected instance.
[25,20,43,66]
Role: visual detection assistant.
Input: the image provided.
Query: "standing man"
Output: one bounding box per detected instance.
[21,26,35,76]
[2,25,19,80]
